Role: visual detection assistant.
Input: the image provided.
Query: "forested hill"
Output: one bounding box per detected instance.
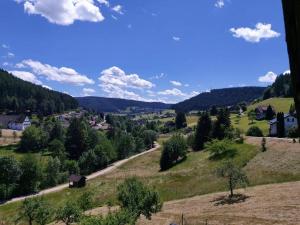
[173,87,266,112]
[263,72,293,99]
[0,69,78,115]
[76,96,171,113]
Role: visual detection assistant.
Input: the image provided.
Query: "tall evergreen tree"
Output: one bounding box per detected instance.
[193,113,212,151]
[175,112,187,129]
[276,112,285,138]
[265,105,275,120]
[65,118,88,160]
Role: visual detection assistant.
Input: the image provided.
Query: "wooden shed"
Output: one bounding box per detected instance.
[69,175,87,188]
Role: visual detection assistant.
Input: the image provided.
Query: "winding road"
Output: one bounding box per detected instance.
[2,142,161,205]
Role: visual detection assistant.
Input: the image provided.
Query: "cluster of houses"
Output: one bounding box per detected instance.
[254,105,298,137]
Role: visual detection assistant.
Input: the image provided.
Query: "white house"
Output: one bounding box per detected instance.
[269,114,298,136]
[0,115,31,131]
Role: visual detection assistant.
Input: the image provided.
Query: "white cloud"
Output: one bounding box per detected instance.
[112,5,123,14]
[7,52,15,58]
[230,23,280,43]
[16,59,95,85]
[83,88,96,96]
[158,88,199,99]
[170,80,182,86]
[184,84,189,87]
[42,85,53,90]
[16,0,105,26]
[111,15,118,20]
[215,0,225,8]
[283,70,290,75]
[258,71,277,83]
[173,36,181,41]
[150,73,165,80]
[1,44,9,49]
[97,0,109,7]
[10,70,43,85]
[99,66,154,89]
[98,66,155,101]
[2,62,10,67]
[158,88,186,97]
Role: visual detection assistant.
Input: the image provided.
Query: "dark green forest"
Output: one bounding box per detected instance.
[76,96,171,113]
[173,87,266,112]
[0,69,78,115]
[263,72,293,99]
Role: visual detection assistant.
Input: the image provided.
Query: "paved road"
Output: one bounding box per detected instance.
[2,143,161,205]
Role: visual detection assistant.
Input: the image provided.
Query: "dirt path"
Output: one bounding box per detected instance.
[2,143,161,205]
[138,181,300,225]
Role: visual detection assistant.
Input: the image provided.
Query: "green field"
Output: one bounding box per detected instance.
[232,98,294,135]
[0,140,266,223]
[248,98,294,113]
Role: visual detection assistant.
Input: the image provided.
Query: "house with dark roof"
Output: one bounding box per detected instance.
[255,106,275,120]
[269,113,298,136]
[0,115,31,131]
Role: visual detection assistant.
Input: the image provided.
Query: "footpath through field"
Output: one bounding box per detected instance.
[2,142,161,205]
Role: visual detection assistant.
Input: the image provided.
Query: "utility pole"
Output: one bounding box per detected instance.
[282,0,300,129]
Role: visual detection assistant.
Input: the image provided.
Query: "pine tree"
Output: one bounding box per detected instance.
[265,105,275,120]
[175,112,187,129]
[276,112,285,138]
[193,113,212,151]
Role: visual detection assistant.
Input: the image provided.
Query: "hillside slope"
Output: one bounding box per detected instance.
[138,181,300,225]
[76,96,171,113]
[0,69,78,115]
[173,87,266,112]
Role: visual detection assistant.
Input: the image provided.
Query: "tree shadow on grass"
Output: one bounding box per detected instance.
[211,193,250,206]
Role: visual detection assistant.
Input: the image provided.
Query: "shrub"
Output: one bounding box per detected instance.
[246,126,263,137]
[261,138,267,152]
[160,134,188,170]
[117,178,162,221]
[287,127,299,138]
[206,139,237,160]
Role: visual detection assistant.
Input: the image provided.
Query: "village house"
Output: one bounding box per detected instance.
[0,115,31,131]
[269,113,298,136]
[255,106,275,120]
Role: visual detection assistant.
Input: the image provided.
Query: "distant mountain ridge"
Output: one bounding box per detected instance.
[76,96,171,113]
[173,87,266,112]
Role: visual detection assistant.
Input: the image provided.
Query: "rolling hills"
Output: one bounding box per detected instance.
[76,96,171,113]
[173,87,266,112]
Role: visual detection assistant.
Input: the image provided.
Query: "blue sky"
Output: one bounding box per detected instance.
[0,0,290,103]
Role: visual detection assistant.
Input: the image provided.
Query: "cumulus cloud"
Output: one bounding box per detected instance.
[150,73,165,80]
[16,59,95,85]
[170,80,182,86]
[99,66,154,89]
[16,0,105,26]
[10,70,43,85]
[82,88,96,96]
[283,70,290,75]
[230,23,280,43]
[215,0,225,8]
[112,5,123,14]
[258,71,277,83]
[172,36,181,41]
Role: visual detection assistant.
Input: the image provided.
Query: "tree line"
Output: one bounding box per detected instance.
[0,113,158,201]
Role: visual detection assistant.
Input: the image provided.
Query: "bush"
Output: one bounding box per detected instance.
[117,178,162,221]
[206,140,237,160]
[160,134,188,170]
[246,126,263,137]
[19,126,48,152]
[287,127,299,138]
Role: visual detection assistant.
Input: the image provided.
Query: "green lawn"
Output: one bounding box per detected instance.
[248,97,294,113]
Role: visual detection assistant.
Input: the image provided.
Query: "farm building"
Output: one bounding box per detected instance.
[69,175,87,188]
